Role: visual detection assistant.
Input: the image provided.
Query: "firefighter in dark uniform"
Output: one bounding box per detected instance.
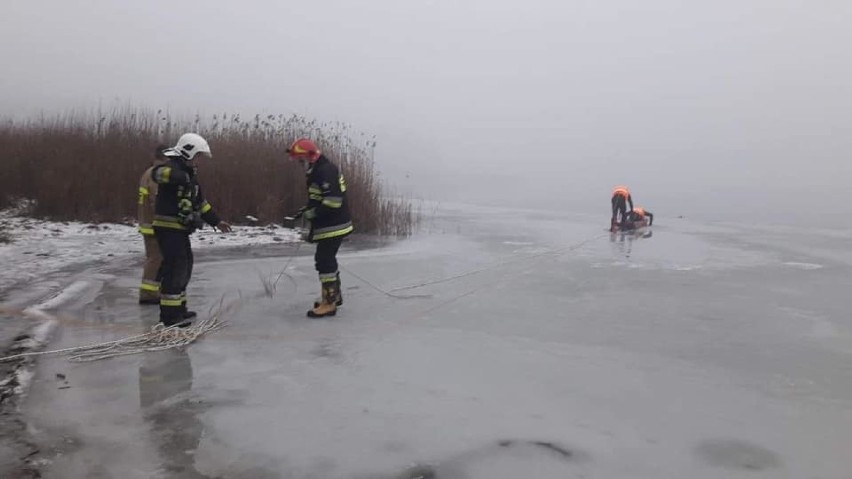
[611,185,634,232]
[286,138,354,318]
[151,133,232,327]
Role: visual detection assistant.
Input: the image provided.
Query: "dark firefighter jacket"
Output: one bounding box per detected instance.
[150,157,221,233]
[304,155,353,242]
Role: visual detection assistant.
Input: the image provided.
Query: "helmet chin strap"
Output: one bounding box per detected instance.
[182,157,198,174]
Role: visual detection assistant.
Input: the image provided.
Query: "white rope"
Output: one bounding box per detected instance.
[0,299,238,363]
[69,316,227,362]
[360,233,610,295]
[0,233,605,364]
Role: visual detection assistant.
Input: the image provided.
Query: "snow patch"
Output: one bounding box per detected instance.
[7,314,58,399]
[29,316,58,344]
[28,280,90,311]
[0,211,301,294]
[671,265,702,271]
[782,262,823,270]
[13,368,34,396]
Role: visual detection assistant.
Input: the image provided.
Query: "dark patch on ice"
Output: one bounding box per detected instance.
[695,438,781,471]
[392,294,434,300]
[312,341,343,360]
[498,439,573,459]
[531,441,574,458]
[0,324,45,458]
[378,439,586,479]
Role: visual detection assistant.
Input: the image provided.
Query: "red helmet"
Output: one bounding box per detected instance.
[287,138,321,162]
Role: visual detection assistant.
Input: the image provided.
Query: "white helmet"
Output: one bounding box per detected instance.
[174,133,211,160]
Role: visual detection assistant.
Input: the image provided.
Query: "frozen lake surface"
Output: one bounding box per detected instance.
[17,205,852,478]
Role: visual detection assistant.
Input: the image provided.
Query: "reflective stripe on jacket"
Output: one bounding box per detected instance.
[151,158,221,233]
[137,165,159,235]
[303,155,353,242]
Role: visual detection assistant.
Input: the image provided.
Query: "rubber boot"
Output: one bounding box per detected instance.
[160,296,191,328]
[307,284,338,318]
[313,284,324,309]
[161,315,193,328]
[181,301,197,320]
[335,273,344,306]
[314,274,343,308]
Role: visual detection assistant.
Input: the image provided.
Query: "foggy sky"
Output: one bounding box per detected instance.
[1,0,850,224]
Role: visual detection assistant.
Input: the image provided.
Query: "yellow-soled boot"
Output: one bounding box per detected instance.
[307,284,338,318]
[314,273,343,308]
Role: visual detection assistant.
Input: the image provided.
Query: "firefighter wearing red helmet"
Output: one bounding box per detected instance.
[287,138,354,318]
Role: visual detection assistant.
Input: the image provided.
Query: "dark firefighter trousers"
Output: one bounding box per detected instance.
[611,195,628,225]
[315,236,344,285]
[155,229,194,322]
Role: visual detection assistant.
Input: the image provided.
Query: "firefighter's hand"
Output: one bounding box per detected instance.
[215,221,233,233]
[291,206,307,220]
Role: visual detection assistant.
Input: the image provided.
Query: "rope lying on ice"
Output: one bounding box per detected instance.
[270,241,302,293]
[338,265,434,300]
[69,315,226,362]
[0,299,239,363]
[0,237,297,364]
[0,236,300,364]
[0,232,605,363]
[347,232,610,298]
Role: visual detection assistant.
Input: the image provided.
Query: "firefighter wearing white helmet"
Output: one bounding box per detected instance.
[175,133,211,160]
[151,133,232,327]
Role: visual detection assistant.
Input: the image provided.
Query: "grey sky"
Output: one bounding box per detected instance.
[1,0,850,223]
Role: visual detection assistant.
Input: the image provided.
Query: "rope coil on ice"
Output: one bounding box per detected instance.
[0,300,238,363]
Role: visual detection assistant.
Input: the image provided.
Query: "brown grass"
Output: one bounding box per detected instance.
[0,108,414,236]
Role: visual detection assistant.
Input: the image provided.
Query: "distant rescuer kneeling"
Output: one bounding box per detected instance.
[151,133,232,328]
[286,138,354,318]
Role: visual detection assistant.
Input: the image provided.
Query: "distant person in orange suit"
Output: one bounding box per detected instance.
[611,185,634,232]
